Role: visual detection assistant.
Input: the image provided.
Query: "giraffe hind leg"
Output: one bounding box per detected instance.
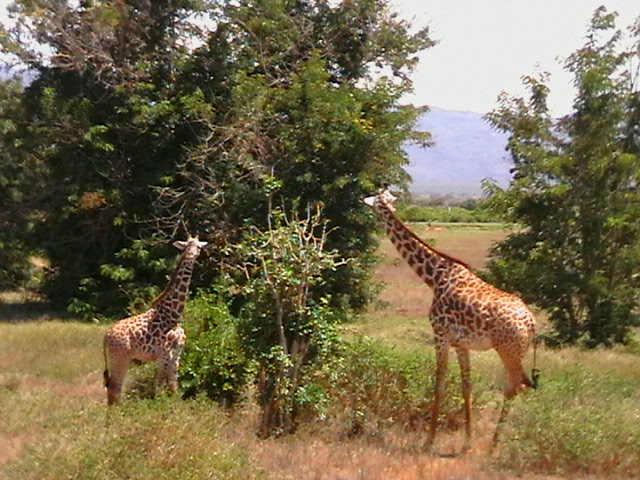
[105,358,131,406]
[491,397,512,450]
[491,349,534,450]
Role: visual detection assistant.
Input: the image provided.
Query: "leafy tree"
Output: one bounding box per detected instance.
[0,76,41,289]
[0,0,433,317]
[165,0,434,311]
[1,0,206,314]
[484,7,640,346]
[227,205,343,437]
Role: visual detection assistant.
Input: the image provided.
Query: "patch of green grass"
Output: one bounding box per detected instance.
[0,321,103,381]
[0,321,264,480]
[1,395,263,480]
[342,314,432,352]
[496,347,640,477]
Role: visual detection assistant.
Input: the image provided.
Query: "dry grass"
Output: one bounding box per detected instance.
[1,225,639,479]
[372,225,511,319]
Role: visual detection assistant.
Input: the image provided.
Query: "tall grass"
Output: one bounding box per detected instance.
[496,347,640,477]
[1,395,261,480]
[2,226,640,479]
[0,322,263,480]
[0,321,102,381]
[2,316,639,479]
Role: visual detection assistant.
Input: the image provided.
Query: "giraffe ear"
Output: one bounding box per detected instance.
[363,195,376,207]
[173,240,188,250]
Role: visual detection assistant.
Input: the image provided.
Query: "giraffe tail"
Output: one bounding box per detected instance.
[103,337,110,389]
[529,332,540,389]
[531,335,540,389]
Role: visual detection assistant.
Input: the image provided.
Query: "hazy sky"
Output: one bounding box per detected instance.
[391,0,640,117]
[2,1,638,117]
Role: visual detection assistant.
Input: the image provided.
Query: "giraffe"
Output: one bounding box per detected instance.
[103,235,208,405]
[364,188,536,452]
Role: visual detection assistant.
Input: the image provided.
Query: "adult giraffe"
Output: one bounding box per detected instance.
[103,235,207,405]
[364,188,536,452]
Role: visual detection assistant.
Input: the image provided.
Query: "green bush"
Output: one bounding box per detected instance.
[228,206,345,437]
[318,337,479,437]
[180,293,252,406]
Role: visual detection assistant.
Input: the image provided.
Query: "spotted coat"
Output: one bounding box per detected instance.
[103,236,207,405]
[364,188,536,451]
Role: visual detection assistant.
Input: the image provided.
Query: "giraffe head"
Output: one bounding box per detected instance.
[173,235,208,259]
[363,187,397,212]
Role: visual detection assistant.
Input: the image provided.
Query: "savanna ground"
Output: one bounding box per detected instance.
[1,224,639,480]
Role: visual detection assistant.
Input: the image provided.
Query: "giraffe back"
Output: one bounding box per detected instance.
[430,264,535,352]
[104,309,186,365]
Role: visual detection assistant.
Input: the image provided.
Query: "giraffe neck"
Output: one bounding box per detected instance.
[376,205,466,288]
[151,252,196,327]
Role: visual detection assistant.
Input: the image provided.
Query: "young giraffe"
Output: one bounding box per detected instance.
[103,235,208,405]
[364,188,536,452]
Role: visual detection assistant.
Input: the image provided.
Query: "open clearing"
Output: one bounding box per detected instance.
[1,224,639,479]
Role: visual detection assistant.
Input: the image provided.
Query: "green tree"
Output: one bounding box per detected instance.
[0,0,433,317]
[227,205,343,437]
[1,0,206,315]
[0,76,42,289]
[485,7,640,346]
[164,0,434,311]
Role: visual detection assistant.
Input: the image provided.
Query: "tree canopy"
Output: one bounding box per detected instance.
[485,7,640,346]
[0,0,434,317]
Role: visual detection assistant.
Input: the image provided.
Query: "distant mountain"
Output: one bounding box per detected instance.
[405,108,512,199]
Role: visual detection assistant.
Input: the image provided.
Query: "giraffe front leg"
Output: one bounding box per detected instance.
[426,341,449,453]
[155,362,169,394]
[159,348,183,395]
[156,328,185,396]
[456,346,473,453]
[165,356,180,394]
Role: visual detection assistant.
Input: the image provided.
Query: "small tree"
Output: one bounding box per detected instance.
[227,204,344,437]
[484,7,640,346]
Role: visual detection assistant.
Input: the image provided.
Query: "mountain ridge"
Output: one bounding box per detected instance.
[405,108,512,199]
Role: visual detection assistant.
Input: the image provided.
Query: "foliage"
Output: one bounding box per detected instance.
[0,76,43,289]
[179,292,252,406]
[0,0,434,318]
[226,205,344,438]
[484,7,640,346]
[318,337,435,436]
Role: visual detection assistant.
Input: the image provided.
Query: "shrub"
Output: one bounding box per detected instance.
[228,206,345,437]
[179,292,252,406]
[318,337,475,437]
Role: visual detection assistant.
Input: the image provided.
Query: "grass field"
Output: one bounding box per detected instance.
[1,224,639,479]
